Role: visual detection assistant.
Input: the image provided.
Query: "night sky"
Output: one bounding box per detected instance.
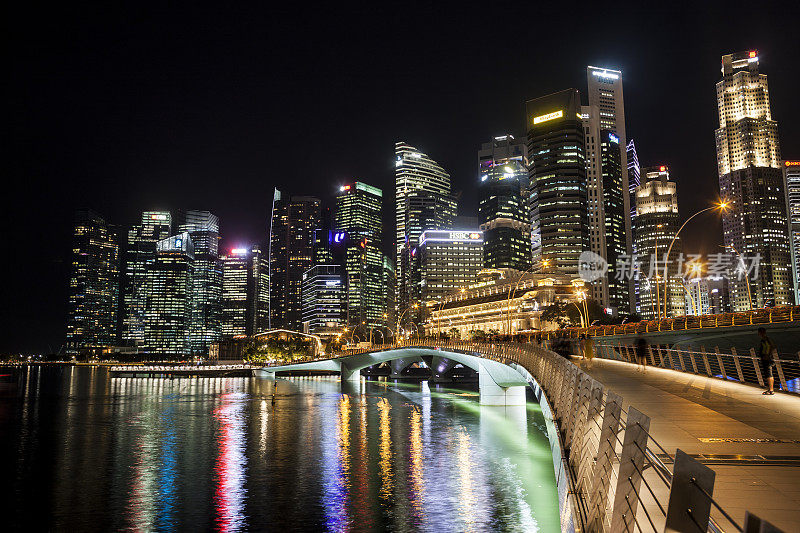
[5,2,799,353]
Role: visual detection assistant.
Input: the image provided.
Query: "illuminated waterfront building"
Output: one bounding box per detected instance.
[684,277,711,316]
[584,66,633,315]
[178,210,221,355]
[122,211,172,346]
[418,230,484,306]
[477,135,531,271]
[424,269,586,338]
[395,142,457,320]
[526,89,589,278]
[634,166,685,319]
[301,264,346,337]
[140,233,194,357]
[716,51,793,309]
[783,160,800,302]
[221,246,269,338]
[269,190,321,330]
[66,209,120,353]
[335,181,385,327]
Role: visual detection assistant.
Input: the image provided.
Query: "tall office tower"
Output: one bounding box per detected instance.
[585,66,633,315]
[178,210,221,355]
[140,233,194,357]
[716,51,793,309]
[335,181,385,327]
[707,276,731,314]
[269,191,321,330]
[382,254,396,328]
[684,277,712,316]
[220,246,269,338]
[301,264,346,337]
[395,142,457,319]
[66,209,120,353]
[418,230,484,305]
[634,166,685,319]
[122,211,172,346]
[783,160,800,302]
[477,135,531,271]
[627,139,641,224]
[526,89,589,278]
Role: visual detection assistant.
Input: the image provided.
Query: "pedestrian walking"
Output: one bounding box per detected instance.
[583,334,595,369]
[635,337,648,373]
[757,327,777,395]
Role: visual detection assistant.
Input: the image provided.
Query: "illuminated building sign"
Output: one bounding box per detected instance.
[785,161,800,167]
[329,231,348,245]
[591,69,620,80]
[231,248,248,255]
[749,50,757,58]
[420,230,484,244]
[339,185,351,192]
[149,214,168,221]
[533,110,563,124]
[325,280,340,286]
[659,165,667,172]
[609,133,619,144]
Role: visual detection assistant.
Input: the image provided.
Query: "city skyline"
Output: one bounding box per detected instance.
[6,4,800,353]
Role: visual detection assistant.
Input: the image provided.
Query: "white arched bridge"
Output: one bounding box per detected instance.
[257,343,531,405]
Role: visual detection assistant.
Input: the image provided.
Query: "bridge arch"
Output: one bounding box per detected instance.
[258,347,529,405]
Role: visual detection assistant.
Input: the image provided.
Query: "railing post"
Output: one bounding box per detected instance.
[714,347,728,381]
[610,407,650,533]
[775,360,788,392]
[664,449,716,533]
[700,346,712,376]
[750,348,765,387]
[731,347,745,383]
[587,390,623,531]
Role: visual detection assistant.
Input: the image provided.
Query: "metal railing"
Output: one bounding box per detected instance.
[265,339,774,531]
[590,340,799,393]
[537,306,799,338]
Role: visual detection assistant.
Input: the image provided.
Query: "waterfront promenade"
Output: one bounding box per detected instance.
[577,356,800,531]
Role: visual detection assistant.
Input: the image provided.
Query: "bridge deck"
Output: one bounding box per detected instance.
[577,357,800,531]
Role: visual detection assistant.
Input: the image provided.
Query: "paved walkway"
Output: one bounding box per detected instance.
[578,357,800,531]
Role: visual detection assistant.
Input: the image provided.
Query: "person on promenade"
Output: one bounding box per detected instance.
[582,334,595,369]
[757,327,777,395]
[635,337,648,373]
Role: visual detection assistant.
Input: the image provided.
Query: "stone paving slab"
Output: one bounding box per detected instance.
[577,357,800,531]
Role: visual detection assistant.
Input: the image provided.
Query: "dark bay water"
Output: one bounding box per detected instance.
[3,366,560,532]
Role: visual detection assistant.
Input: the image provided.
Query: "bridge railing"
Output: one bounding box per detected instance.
[537,305,800,338]
[590,340,800,393]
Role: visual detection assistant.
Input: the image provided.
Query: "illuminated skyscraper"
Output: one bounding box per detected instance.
[269,191,321,329]
[178,210,221,355]
[301,264,345,337]
[335,181,385,327]
[418,230,484,305]
[395,142,456,319]
[477,135,531,271]
[140,233,194,357]
[526,89,589,278]
[221,245,269,338]
[634,166,685,319]
[584,66,633,315]
[716,51,792,309]
[784,160,800,302]
[122,211,172,346]
[66,209,120,353]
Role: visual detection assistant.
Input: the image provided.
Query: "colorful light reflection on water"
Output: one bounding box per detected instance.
[6,369,561,531]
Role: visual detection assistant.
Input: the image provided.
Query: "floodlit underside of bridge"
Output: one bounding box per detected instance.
[257,348,529,405]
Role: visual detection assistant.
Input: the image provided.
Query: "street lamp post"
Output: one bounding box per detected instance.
[661,202,728,318]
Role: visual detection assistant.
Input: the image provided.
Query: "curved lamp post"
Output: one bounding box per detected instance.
[661,201,728,318]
